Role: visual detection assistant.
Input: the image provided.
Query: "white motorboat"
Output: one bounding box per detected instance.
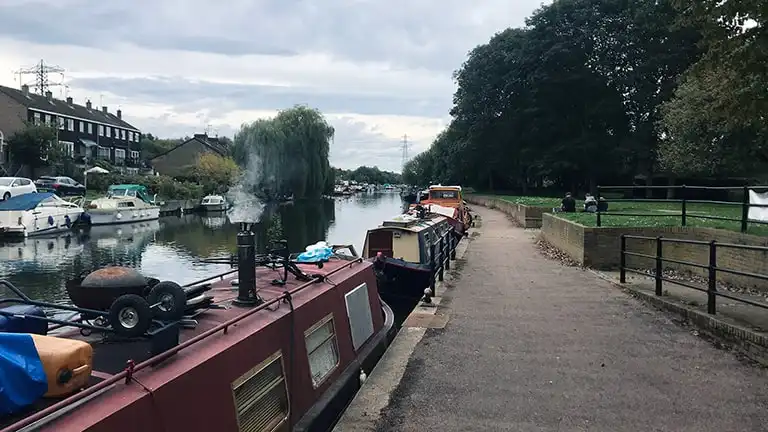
[86,184,160,225]
[200,195,228,212]
[0,192,84,237]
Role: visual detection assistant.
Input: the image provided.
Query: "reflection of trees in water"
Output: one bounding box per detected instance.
[155,214,239,258]
[257,199,335,252]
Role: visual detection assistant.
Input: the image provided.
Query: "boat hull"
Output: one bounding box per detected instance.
[87,207,160,225]
[373,256,432,303]
[0,208,83,238]
[199,203,227,212]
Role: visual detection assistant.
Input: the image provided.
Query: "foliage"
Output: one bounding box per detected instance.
[139,133,182,160]
[334,166,402,185]
[86,173,206,200]
[194,153,240,190]
[405,0,702,193]
[231,105,334,199]
[657,1,768,177]
[6,123,65,176]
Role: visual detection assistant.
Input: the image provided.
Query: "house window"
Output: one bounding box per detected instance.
[97,146,110,159]
[58,117,65,130]
[79,121,84,133]
[121,129,126,140]
[304,315,339,387]
[106,127,111,138]
[130,150,140,159]
[127,167,139,175]
[231,352,289,432]
[128,131,133,141]
[60,141,74,156]
[114,148,126,161]
[45,114,52,125]
[67,119,74,131]
[98,125,104,136]
[88,123,93,134]
[33,112,41,124]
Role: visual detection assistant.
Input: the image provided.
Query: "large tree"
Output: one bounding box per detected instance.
[6,123,63,178]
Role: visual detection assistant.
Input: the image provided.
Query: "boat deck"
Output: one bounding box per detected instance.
[1,257,368,431]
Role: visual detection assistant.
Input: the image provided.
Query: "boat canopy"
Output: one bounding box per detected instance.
[107,184,153,203]
[0,192,58,211]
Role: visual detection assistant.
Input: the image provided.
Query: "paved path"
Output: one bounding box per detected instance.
[375,206,768,432]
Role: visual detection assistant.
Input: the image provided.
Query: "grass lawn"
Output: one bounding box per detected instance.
[495,195,768,236]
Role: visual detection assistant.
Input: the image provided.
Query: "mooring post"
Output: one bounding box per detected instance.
[233,222,260,307]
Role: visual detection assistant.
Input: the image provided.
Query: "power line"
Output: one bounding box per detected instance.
[13,59,65,95]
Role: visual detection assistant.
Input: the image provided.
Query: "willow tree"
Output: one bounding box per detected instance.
[233,106,334,199]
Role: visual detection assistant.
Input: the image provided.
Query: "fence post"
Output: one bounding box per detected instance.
[655,236,663,296]
[619,235,626,283]
[438,237,444,282]
[450,229,457,260]
[741,186,749,233]
[444,233,451,271]
[707,240,717,315]
[596,185,602,227]
[429,244,436,295]
[680,184,687,227]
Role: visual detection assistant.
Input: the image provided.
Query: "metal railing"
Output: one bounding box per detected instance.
[424,227,459,301]
[595,185,768,233]
[619,235,768,315]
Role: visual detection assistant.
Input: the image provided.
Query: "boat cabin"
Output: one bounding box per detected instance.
[106,184,156,205]
[421,185,463,208]
[362,213,452,264]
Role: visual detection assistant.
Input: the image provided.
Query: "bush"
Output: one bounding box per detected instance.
[86,173,207,200]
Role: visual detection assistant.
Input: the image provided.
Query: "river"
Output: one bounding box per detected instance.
[0,191,407,305]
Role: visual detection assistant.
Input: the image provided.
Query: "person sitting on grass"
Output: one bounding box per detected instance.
[597,196,608,212]
[584,194,598,213]
[561,192,576,213]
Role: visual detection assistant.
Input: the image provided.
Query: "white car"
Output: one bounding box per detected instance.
[0,177,38,200]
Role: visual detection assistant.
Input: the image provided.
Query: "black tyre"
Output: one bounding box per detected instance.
[2,192,9,201]
[148,281,187,321]
[109,294,152,338]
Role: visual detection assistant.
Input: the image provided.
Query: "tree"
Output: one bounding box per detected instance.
[7,123,63,178]
[232,105,334,199]
[194,153,240,190]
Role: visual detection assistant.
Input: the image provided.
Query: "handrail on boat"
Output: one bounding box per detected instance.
[1,257,364,432]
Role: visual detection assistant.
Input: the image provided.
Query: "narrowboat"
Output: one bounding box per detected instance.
[86,185,160,226]
[362,212,453,304]
[410,185,472,237]
[0,225,395,432]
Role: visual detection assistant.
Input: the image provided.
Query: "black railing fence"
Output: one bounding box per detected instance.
[423,228,459,302]
[620,235,768,315]
[595,185,768,233]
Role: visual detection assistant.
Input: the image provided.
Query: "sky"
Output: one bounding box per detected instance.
[0,0,548,172]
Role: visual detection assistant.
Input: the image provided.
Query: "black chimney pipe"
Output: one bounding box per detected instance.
[233,222,261,307]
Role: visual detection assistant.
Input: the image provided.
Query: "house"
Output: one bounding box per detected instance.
[150,133,228,177]
[0,84,143,175]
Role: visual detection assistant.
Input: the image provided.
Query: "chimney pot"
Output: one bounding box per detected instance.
[45,91,52,101]
[102,106,107,113]
[66,96,73,104]
[86,100,92,109]
[21,84,29,95]
[116,109,122,119]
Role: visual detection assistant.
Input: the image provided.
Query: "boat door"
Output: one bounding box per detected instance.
[368,229,394,258]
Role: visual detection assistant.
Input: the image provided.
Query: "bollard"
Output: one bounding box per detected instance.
[233,222,261,307]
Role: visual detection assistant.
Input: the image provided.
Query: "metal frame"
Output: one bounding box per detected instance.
[619,235,768,315]
[426,227,460,299]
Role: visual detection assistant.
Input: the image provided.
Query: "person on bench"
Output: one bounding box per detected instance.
[597,196,608,212]
[561,193,576,213]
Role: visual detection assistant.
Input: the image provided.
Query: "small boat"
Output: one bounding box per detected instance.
[0,227,395,432]
[0,192,84,237]
[86,184,160,226]
[199,195,228,212]
[410,185,472,236]
[362,212,453,304]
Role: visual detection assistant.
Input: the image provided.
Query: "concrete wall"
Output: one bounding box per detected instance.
[466,195,549,228]
[541,213,768,291]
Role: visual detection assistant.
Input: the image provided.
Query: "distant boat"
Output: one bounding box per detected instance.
[199,195,229,212]
[86,184,160,225]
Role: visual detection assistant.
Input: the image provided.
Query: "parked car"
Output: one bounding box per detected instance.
[34,176,86,196]
[0,177,37,200]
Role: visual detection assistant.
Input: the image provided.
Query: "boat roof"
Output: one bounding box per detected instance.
[0,192,58,211]
[0,257,371,430]
[376,213,447,232]
[108,184,147,191]
[429,185,462,191]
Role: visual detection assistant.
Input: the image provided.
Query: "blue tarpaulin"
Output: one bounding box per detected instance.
[296,241,333,263]
[0,193,56,212]
[0,333,48,415]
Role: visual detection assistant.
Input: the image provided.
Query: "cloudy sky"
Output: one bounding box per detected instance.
[0,0,547,172]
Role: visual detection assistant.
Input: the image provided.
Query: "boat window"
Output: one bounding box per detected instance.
[305,314,339,388]
[430,190,458,199]
[231,351,289,432]
[118,201,136,208]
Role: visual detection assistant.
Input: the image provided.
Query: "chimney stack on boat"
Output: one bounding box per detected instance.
[233,222,261,306]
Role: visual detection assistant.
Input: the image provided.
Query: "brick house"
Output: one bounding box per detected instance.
[0,84,143,175]
[150,133,228,177]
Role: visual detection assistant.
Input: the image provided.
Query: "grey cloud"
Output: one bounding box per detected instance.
[67,76,448,118]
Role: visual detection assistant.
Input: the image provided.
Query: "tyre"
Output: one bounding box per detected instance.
[109,294,152,338]
[2,192,9,201]
[148,281,187,321]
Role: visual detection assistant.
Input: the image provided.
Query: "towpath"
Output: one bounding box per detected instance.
[373,205,768,432]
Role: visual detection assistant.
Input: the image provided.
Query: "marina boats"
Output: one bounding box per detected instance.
[0,225,395,432]
[86,184,160,226]
[410,185,472,237]
[362,211,453,304]
[0,193,85,238]
[199,195,229,212]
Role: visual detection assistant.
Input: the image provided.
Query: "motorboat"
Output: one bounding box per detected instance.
[86,184,160,225]
[199,195,229,212]
[0,192,84,237]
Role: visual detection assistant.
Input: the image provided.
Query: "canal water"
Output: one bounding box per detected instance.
[0,191,407,305]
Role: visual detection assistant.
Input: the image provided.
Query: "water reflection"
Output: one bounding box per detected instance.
[0,194,405,304]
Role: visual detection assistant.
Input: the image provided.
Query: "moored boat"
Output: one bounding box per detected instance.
[0,225,395,432]
[0,193,84,237]
[86,184,160,226]
[199,194,229,212]
[362,212,453,304]
[409,185,472,236]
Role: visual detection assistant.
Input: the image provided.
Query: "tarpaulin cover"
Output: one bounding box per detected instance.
[0,333,48,415]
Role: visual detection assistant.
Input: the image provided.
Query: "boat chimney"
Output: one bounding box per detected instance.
[233,222,261,307]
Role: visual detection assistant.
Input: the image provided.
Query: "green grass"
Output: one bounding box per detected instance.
[496,195,768,236]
